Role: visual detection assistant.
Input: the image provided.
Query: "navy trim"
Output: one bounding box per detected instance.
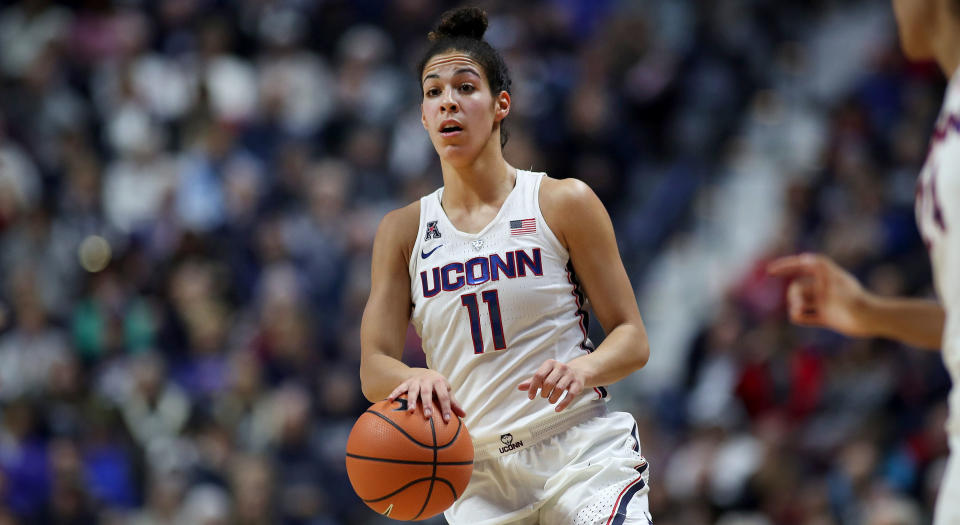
[611,464,647,525]
[567,261,607,399]
[631,423,640,452]
[565,261,591,348]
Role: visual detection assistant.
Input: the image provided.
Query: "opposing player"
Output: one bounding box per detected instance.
[359,6,652,524]
[769,1,960,523]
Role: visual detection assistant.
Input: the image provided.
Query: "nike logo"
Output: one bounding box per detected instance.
[421,245,443,259]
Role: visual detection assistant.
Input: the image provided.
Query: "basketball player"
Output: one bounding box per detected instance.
[359,7,652,525]
[768,1,960,523]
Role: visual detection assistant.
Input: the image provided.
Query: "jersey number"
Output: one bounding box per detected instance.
[460,290,506,353]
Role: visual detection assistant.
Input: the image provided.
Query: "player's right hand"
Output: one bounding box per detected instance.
[767,253,872,337]
[387,369,466,423]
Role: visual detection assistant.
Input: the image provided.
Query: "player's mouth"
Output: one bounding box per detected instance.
[439,120,464,137]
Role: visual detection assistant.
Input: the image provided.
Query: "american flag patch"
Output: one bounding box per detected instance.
[509,218,536,235]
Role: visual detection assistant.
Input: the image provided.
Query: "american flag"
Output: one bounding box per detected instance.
[510,218,536,236]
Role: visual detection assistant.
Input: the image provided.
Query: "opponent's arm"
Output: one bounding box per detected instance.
[359,203,465,421]
[768,253,943,350]
[519,177,650,411]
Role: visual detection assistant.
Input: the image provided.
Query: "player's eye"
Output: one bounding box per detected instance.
[459,84,475,93]
[426,87,441,97]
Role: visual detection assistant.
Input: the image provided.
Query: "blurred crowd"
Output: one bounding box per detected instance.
[642,22,951,525]
[0,0,950,524]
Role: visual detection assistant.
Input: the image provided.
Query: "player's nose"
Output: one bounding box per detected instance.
[441,91,458,112]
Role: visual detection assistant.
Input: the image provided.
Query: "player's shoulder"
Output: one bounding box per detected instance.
[374,200,422,263]
[539,175,602,221]
[539,175,596,209]
[537,176,605,248]
[381,199,421,229]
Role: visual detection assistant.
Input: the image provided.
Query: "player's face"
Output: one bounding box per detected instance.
[891,0,935,60]
[421,52,509,165]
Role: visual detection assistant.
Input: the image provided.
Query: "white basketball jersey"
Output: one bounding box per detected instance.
[917,68,960,435]
[408,170,608,440]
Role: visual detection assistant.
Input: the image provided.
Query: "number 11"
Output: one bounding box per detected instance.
[460,290,507,354]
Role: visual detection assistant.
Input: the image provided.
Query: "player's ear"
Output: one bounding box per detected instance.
[421,105,428,130]
[494,91,510,123]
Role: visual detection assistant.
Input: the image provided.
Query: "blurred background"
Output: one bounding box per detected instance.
[0,0,950,523]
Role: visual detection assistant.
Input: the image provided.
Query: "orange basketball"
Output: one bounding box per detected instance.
[345,396,474,521]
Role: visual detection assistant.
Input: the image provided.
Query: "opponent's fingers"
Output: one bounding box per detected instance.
[548,376,572,404]
[540,367,566,399]
[767,255,809,277]
[767,254,818,277]
[787,279,818,311]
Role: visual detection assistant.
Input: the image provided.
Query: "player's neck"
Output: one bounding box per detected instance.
[439,138,515,210]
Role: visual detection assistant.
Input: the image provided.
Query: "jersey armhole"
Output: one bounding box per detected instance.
[407,198,427,281]
[533,173,571,258]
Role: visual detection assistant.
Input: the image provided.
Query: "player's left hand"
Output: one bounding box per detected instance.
[518,359,586,412]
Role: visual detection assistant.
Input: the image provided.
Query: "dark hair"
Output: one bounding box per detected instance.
[417,7,512,148]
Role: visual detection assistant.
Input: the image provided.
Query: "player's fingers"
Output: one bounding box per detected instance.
[449,395,467,418]
[387,383,407,402]
[407,383,421,415]
[555,382,583,412]
[435,385,453,422]
[420,384,434,419]
[549,376,572,404]
[517,380,531,391]
[526,361,554,400]
[541,367,565,399]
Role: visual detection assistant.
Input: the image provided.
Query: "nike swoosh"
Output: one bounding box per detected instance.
[421,245,443,259]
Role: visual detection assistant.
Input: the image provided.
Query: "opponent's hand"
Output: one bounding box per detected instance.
[767,253,871,337]
[387,369,466,422]
[518,359,587,412]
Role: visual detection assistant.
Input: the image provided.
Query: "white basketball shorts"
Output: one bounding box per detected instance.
[444,408,652,525]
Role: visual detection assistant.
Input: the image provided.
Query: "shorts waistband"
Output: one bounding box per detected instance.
[472,402,608,461]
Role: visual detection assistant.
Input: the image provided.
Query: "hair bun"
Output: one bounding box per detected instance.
[428,7,488,42]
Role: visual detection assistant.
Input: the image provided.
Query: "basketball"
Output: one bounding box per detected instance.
[345,396,474,521]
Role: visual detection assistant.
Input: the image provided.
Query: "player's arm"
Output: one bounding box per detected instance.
[359,202,466,422]
[768,254,943,350]
[519,177,650,411]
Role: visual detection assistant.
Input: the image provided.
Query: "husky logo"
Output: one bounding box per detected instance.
[498,433,523,454]
[425,221,442,240]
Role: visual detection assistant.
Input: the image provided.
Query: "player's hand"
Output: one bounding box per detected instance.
[387,369,466,423]
[767,253,871,337]
[518,359,586,412]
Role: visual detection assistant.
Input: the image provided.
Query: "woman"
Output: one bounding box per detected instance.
[769,1,960,523]
[359,6,653,524]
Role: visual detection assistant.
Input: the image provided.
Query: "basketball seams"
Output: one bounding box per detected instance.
[364,408,469,450]
[345,453,472,466]
[362,478,437,502]
[433,477,459,499]
[364,409,436,448]
[436,416,463,448]
[348,399,473,520]
[412,415,439,520]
